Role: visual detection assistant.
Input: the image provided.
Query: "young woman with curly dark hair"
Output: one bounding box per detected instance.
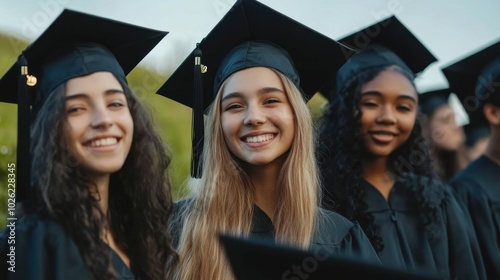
[316,45,486,280]
[0,10,176,280]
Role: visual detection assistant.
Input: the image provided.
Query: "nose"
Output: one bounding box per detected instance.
[243,105,266,126]
[91,106,113,129]
[375,105,396,124]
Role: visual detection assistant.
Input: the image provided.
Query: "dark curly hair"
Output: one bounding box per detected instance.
[316,64,446,252]
[26,76,177,279]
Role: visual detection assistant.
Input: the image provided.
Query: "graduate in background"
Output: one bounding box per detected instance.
[316,15,486,280]
[463,111,491,161]
[157,0,380,279]
[419,88,469,182]
[0,10,176,279]
[444,39,500,280]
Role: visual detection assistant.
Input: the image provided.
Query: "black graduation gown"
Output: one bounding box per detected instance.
[449,155,500,280]
[361,177,486,280]
[0,214,139,280]
[169,198,381,264]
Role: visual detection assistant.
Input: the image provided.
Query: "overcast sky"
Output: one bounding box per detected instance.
[1,0,500,123]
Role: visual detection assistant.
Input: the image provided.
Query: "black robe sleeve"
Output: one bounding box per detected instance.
[450,161,500,280]
[0,215,91,280]
[311,208,382,265]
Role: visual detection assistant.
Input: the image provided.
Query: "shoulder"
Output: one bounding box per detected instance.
[1,214,90,279]
[312,208,380,263]
[314,208,363,243]
[1,214,81,255]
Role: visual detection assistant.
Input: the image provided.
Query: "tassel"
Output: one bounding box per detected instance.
[191,44,204,178]
[17,53,32,202]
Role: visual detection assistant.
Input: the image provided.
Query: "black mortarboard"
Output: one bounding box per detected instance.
[442,39,500,114]
[418,88,452,115]
[328,15,437,97]
[219,234,441,280]
[156,0,353,178]
[0,9,168,202]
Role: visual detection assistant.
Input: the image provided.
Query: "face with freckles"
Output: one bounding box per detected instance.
[64,71,133,178]
[358,68,418,158]
[220,67,295,166]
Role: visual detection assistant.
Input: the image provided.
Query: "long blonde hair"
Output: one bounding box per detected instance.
[171,70,320,280]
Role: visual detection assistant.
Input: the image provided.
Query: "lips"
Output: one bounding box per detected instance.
[369,131,396,143]
[84,136,120,147]
[242,133,275,143]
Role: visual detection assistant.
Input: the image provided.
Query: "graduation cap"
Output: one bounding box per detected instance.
[442,39,500,114]
[418,88,453,115]
[156,0,353,178]
[327,15,437,98]
[219,234,441,280]
[0,9,168,202]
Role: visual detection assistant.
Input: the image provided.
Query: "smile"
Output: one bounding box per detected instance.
[87,137,118,147]
[244,134,274,143]
[370,132,395,143]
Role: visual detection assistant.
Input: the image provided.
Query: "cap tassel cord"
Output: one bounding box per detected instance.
[17,53,32,202]
[192,44,204,178]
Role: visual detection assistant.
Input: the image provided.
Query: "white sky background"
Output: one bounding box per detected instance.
[1,0,500,123]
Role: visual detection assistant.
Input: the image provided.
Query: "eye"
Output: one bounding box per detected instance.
[397,105,412,111]
[66,105,86,115]
[264,98,280,105]
[225,103,243,111]
[361,101,378,107]
[109,101,125,108]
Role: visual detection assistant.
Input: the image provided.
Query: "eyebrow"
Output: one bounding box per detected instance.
[221,87,285,103]
[65,89,125,101]
[360,90,417,103]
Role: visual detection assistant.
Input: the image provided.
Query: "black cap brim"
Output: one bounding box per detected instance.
[219,234,441,280]
[0,9,168,104]
[156,0,353,110]
[338,15,437,75]
[442,39,500,111]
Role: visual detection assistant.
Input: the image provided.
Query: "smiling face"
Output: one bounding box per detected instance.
[358,68,418,158]
[64,71,133,178]
[220,67,295,166]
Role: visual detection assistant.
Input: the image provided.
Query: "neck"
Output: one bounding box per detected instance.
[245,160,282,219]
[362,156,394,200]
[485,127,500,165]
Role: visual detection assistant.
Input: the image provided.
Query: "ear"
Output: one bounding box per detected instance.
[483,104,500,125]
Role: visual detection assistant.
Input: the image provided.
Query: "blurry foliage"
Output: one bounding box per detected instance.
[0,33,328,229]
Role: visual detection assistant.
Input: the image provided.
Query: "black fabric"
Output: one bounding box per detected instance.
[214,41,299,96]
[219,233,441,280]
[320,15,437,99]
[449,155,500,280]
[156,0,352,110]
[360,176,487,280]
[169,198,381,263]
[0,214,139,279]
[0,9,167,105]
[442,39,500,111]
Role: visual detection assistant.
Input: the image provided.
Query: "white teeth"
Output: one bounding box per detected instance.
[89,137,117,147]
[245,134,274,143]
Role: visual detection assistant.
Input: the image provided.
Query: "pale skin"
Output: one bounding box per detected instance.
[220,67,295,219]
[358,68,418,201]
[65,71,133,268]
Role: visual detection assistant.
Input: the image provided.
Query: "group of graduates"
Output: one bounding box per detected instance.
[0,0,499,279]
